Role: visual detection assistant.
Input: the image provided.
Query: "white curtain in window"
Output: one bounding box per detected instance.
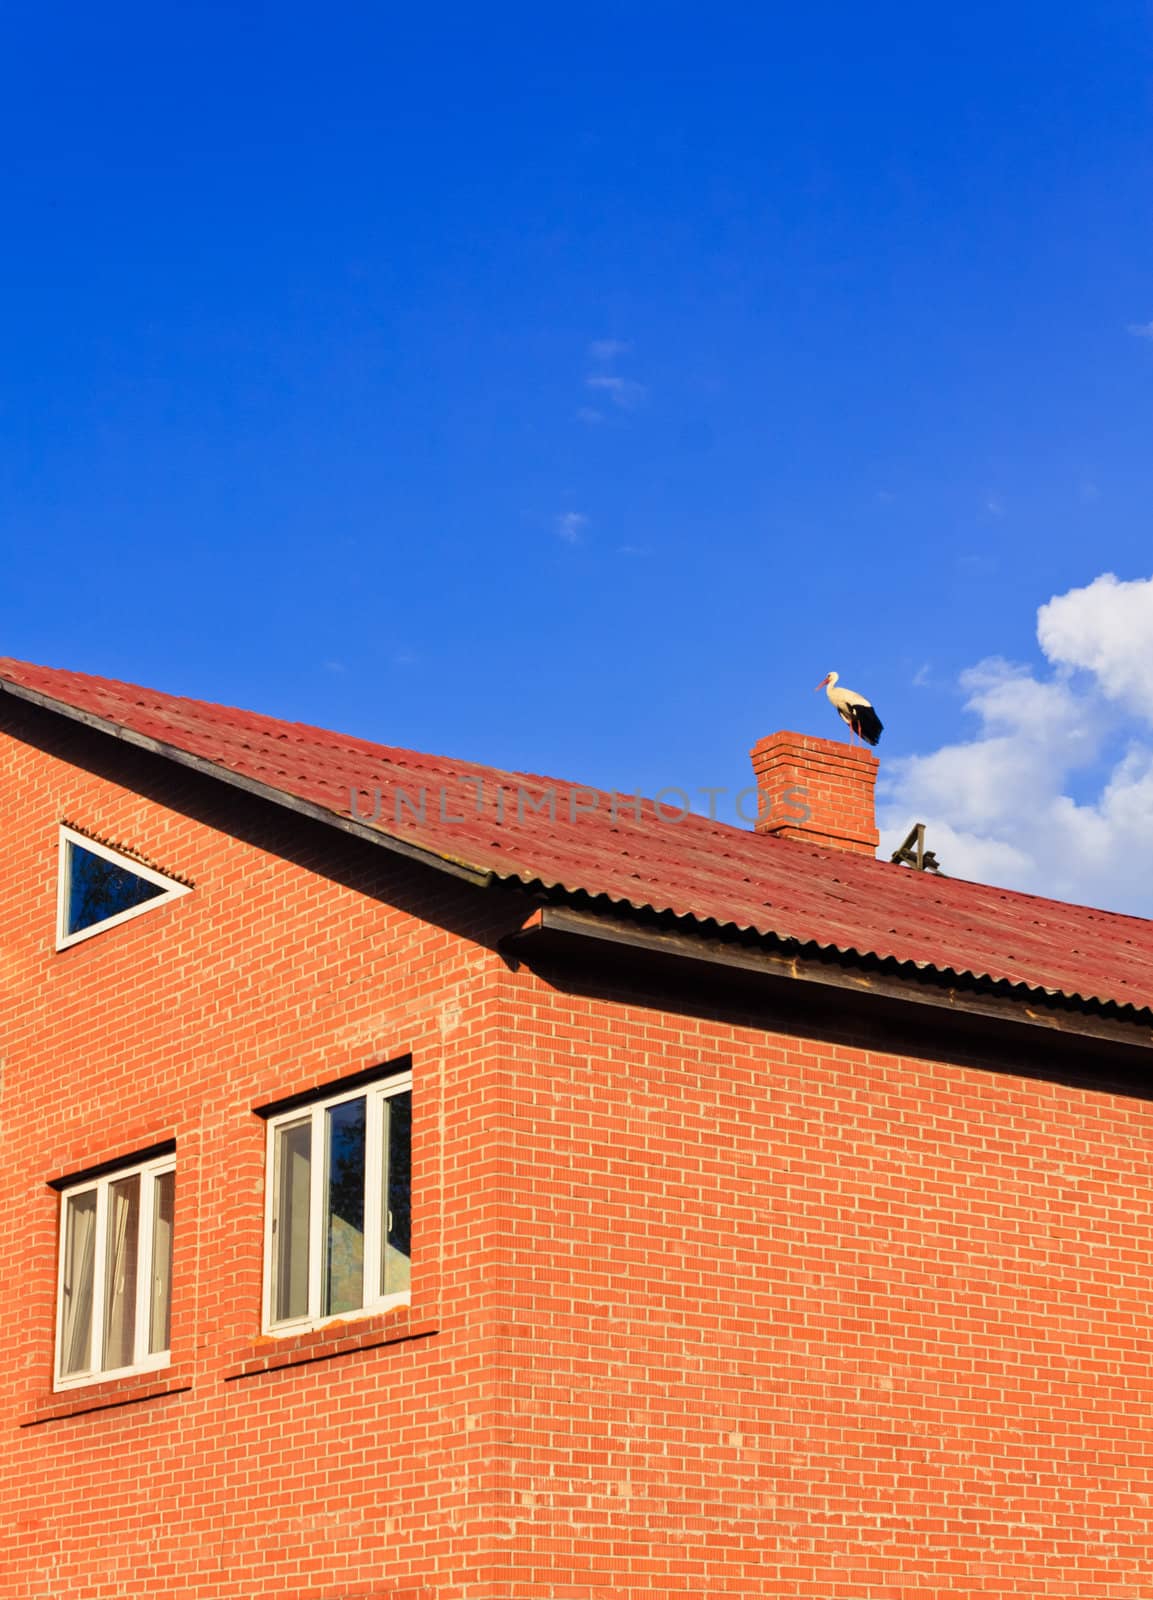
[274,1121,311,1323]
[103,1176,139,1371]
[61,1191,97,1376]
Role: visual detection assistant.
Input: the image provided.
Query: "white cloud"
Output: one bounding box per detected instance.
[878,574,1153,914]
[579,338,646,416]
[1037,572,1153,720]
[554,511,588,544]
[1127,320,1153,340]
[586,374,646,410]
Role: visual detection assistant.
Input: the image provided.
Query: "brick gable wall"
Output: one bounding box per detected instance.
[0,704,521,1600]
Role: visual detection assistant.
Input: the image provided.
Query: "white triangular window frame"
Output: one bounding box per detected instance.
[56,826,191,951]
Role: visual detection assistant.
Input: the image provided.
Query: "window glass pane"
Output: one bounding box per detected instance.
[273,1120,312,1323]
[103,1174,140,1371]
[67,841,165,935]
[61,1190,97,1376]
[382,1090,412,1296]
[149,1170,175,1355]
[324,1097,366,1316]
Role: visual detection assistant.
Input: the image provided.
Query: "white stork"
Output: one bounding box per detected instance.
[815,671,883,746]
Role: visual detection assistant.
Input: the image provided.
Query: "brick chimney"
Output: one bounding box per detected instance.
[750,732,879,856]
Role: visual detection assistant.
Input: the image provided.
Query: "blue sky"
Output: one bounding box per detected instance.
[4,4,1153,909]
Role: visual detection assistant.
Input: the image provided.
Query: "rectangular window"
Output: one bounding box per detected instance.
[55,1152,175,1388]
[264,1072,412,1334]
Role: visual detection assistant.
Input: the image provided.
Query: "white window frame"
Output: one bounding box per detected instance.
[56,825,191,951]
[262,1072,412,1336]
[54,1151,175,1390]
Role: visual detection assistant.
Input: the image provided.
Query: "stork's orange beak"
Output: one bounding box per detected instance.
[814,676,829,691]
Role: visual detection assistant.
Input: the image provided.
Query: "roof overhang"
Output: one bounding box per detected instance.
[505,903,1153,1065]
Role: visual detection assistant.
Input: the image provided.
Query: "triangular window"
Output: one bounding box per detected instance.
[57,827,191,949]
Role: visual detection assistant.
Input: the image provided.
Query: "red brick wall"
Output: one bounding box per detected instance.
[0,706,520,1600]
[4,705,1153,1598]
[491,973,1153,1597]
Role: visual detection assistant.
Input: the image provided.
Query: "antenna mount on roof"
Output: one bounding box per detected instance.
[891,823,941,874]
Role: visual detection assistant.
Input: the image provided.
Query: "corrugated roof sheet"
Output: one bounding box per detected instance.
[4,656,1153,1017]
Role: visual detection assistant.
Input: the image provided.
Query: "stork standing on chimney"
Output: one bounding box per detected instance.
[816,672,883,747]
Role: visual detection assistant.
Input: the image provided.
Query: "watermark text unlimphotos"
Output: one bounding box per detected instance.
[349,781,810,828]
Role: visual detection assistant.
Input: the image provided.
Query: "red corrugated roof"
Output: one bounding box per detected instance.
[4,656,1153,1016]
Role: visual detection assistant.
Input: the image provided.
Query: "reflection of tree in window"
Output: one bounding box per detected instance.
[383,1091,412,1294]
[68,844,164,935]
[324,1099,366,1315]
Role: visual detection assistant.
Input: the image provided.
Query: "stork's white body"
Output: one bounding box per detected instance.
[825,673,871,723]
[815,671,883,746]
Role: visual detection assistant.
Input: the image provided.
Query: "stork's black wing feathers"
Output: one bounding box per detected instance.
[850,704,883,746]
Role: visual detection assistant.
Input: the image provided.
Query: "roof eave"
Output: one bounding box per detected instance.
[505,902,1153,1054]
